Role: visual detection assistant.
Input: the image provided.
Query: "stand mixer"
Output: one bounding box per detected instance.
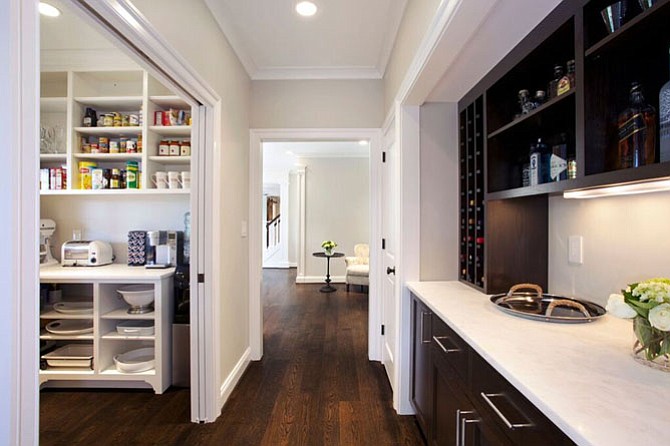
[40,219,58,266]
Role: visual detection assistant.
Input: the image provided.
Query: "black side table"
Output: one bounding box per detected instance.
[312,252,344,293]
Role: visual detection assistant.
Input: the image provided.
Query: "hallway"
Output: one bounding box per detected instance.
[40,269,423,445]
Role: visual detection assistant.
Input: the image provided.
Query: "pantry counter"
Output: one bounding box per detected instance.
[40,263,175,281]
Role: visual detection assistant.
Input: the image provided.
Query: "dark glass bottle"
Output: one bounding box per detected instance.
[83,107,97,127]
[617,82,657,169]
[548,65,564,99]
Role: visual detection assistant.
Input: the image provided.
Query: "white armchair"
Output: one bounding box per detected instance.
[345,243,369,292]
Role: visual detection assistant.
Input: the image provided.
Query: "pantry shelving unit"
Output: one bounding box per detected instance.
[39,265,174,394]
[458,0,670,293]
[39,70,192,195]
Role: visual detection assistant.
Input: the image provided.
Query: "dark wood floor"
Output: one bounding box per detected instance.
[40,269,424,445]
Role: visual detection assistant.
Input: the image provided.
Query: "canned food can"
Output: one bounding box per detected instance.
[103,113,113,127]
[113,112,122,127]
[159,140,170,156]
[180,141,191,156]
[126,139,137,153]
[169,141,180,156]
[121,115,129,127]
[109,139,119,153]
[129,114,140,126]
[90,143,99,154]
[98,136,109,153]
[119,137,127,153]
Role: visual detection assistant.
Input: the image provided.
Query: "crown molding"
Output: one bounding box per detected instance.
[377,0,408,78]
[203,0,258,77]
[251,66,383,81]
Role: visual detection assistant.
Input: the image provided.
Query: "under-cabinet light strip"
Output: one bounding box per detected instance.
[563,177,670,199]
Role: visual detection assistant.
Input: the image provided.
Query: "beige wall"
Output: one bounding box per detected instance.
[549,193,670,307]
[301,157,370,279]
[383,0,441,113]
[132,0,251,392]
[251,79,383,128]
[419,102,458,281]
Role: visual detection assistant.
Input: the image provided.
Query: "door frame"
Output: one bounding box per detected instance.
[249,128,382,361]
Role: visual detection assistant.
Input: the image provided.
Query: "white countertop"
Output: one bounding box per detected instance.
[40,263,175,281]
[407,281,670,446]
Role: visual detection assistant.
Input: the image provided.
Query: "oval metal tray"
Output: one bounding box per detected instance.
[490,287,606,323]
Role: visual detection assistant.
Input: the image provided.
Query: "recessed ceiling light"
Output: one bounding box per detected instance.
[358,140,368,146]
[295,1,317,17]
[39,2,61,17]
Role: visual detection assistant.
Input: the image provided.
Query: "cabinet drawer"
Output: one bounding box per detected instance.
[431,314,468,380]
[471,352,575,446]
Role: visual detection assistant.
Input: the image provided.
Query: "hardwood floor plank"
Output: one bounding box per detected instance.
[39,268,424,445]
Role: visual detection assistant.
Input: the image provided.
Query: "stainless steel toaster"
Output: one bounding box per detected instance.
[61,240,114,266]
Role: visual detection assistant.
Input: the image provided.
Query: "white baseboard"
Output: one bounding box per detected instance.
[262,260,291,269]
[218,347,251,411]
[288,262,297,268]
[295,275,346,284]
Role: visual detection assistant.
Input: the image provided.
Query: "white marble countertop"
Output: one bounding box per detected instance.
[40,263,175,281]
[407,281,670,446]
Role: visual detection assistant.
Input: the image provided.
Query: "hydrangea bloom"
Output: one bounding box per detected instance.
[632,278,670,303]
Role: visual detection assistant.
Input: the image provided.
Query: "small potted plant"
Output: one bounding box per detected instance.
[607,278,670,370]
[321,240,337,256]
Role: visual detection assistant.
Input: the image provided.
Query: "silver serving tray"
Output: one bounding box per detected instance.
[490,284,606,323]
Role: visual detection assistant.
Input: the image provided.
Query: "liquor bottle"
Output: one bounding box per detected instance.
[529,141,540,186]
[567,60,576,88]
[83,107,97,127]
[550,133,568,181]
[529,138,549,185]
[548,65,564,99]
[661,50,670,162]
[617,82,657,169]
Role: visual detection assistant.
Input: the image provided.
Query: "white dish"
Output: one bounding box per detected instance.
[117,284,155,310]
[45,319,93,335]
[114,347,155,373]
[53,301,93,314]
[42,344,93,368]
[116,320,154,336]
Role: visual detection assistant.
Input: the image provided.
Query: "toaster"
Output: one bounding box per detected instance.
[61,240,114,267]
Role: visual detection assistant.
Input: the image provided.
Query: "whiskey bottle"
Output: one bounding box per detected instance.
[617,82,657,169]
[557,61,574,96]
[548,65,564,99]
[661,50,670,162]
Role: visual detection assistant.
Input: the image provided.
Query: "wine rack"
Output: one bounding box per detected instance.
[459,96,485,289]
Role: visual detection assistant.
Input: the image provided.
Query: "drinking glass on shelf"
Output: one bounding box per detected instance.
[54,125,66,154]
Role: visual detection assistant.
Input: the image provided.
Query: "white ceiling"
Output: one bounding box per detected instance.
[203,0,407,80]
[40,0,116,51]
[264,141,369,171]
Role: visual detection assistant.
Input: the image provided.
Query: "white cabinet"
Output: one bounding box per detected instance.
[39,265,174,394]
[39,69,192,195]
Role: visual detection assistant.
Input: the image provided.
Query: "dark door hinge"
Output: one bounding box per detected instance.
[381,324,385,336]
[382,238,386,250]
[198,273,205,283]
[382,151,386,163]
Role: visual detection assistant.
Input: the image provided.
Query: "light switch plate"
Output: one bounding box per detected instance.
[568,235,583,264]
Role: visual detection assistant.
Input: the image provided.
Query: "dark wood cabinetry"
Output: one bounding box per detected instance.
[411,294,575,446]
[458,0,670,293]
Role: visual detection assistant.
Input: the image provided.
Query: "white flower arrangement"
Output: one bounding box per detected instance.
[607,278,670,361]
[321,240,337,250]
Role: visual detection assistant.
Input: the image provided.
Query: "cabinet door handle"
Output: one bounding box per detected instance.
[480,392,534,430]
[456,410,479,446]
[420,311,431,344]
[432,335,461,353]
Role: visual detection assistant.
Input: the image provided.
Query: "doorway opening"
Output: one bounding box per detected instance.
[249,129,382,363]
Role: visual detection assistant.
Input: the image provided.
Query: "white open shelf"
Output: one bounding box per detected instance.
[40,330,94,341]
[100,367,155,377]
[148,155,191,165]
[101,331,155,341]
[40,309,93,320]
[74,96,143,110]
[101,308,156,320]
[40,368,95,377]
[39,189,189,196]
[149,95,189,109]
[73,153,143,161]
[74,126,142,136]
[148,125,191,137]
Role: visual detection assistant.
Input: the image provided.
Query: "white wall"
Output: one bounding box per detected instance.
[419,102,458,280]
[300,157,370,280]
[131,0,251,403]
[427,0,563,102]
[549,192,670,307]
[251,79,384,128]
[383,0,441,113]
[288,172,299,266]
[41,196,189,264]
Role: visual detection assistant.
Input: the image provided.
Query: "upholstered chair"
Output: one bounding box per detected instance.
[345,243,369,292]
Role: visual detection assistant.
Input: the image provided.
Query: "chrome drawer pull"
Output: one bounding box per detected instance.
[480,392,534,430]
[420,311,431,344]
[457,409,480,446]
[432,335,461,353]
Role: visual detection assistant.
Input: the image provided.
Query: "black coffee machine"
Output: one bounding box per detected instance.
[174,264,189,324]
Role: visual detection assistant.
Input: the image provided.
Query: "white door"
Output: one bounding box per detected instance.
[381,124,398,385]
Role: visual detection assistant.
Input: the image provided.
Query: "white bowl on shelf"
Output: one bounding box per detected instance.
[117,284,154,314]
[113,347,155,373]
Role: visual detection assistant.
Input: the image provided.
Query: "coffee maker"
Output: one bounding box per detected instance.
[145,230,183,268]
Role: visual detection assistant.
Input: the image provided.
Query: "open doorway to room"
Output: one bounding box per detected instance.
[249,130,382,364]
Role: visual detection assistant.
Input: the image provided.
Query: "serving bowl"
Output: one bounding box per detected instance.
[117,284,154,314]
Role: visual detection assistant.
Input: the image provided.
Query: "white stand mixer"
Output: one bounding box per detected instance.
[40,219,58,266]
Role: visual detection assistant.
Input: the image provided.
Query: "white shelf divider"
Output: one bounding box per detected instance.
[148,125,191,137]
[73,126,142,136]
[73,96,144,110]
